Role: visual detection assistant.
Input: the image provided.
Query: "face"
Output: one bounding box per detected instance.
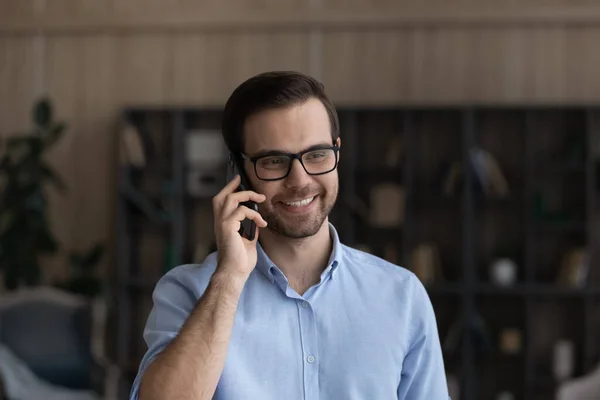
[242,97,340,239]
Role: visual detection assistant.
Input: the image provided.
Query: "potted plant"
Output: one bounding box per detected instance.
[0,98,66,289]
[61,243,106,297]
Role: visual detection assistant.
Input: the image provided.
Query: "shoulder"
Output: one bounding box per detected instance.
[153,251,220,300]
[341,244,416,285]
[340,244,431,308]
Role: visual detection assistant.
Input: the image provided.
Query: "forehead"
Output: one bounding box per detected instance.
[243,97,332,155]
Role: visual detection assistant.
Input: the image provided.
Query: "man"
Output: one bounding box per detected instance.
[130,71,450,400]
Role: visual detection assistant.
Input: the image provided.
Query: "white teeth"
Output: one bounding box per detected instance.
[284,196,315,207]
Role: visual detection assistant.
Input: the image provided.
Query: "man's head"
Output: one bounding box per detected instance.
[222,71,340,239]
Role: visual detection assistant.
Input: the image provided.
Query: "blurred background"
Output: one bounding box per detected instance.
[1,1,600,400]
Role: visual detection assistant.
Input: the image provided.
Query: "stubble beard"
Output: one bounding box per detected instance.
[261,182,338,239]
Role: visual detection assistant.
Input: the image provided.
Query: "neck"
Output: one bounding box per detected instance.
[258,221,333,294]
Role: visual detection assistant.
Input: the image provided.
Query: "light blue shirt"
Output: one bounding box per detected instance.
[130,224,450,399]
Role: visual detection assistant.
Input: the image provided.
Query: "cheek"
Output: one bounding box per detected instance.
[318,174,338,192]
[253,182,280,204]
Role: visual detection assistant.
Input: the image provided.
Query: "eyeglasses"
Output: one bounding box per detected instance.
[241,143,339,181]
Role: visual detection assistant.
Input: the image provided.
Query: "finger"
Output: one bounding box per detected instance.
[249,224,261,244]
[220,191,267,218]
[212,174,241,209]
[223,205,268,229]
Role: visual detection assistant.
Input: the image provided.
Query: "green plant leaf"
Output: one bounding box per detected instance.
[0,212,14,235]
[83,244,105,267]
[69,253,84,275]
[6,136,30,151]
[37,225,59,253]
[34,98,52,128]
[28,137,44,159]
[46,123,66,146]
[40,162,67,192]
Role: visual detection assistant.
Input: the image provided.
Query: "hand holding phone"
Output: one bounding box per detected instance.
[211,156,267,278]
[226,154,259,241]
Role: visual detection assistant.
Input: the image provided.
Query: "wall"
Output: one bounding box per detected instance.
[1,0,600,281]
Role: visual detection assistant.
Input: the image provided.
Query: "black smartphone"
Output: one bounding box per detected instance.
[226,153,258,241]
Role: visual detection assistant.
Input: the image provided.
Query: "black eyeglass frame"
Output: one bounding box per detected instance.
[240,143,340,181]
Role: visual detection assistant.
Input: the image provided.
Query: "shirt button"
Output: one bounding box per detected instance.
[307,355,315,363]
[301,301,309,308]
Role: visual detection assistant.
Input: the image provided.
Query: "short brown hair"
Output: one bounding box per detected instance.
[221,71,339,155]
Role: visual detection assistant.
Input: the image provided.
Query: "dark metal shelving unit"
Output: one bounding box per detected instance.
[114,105,599,400]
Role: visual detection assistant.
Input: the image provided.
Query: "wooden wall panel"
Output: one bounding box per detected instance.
[323,27,600,104]
[121,32,312,105]
[323,30,410,104]
[3,0,600,282]
[0,37,37,133]
[40,0,310,20]
[42,36,116,282]
[0,0,35,21]
[44,36,83,282]
[565,28,600,102]
[115,34,171,105]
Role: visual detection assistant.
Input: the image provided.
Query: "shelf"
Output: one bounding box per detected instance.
[533,220,586,233]
[354,167,404,180]
[412,193,462,208]
[474,283,600,297]
[359,226,403,243]
[425,283,464,295]
[116,105,599,400]
[412,193,522,209]
[474,195,523,208]
[535,162,587,175]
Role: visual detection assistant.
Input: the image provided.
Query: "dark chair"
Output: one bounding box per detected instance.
[0,287,118,398]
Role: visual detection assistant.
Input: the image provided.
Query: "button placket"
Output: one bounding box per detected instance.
[297,299,319,399]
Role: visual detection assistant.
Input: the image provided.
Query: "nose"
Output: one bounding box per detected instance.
[284,158,312,189]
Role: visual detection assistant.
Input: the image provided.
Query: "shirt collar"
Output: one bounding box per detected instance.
[255,222,342,283]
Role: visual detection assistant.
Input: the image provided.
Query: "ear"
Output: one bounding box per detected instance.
[336,137,341,162]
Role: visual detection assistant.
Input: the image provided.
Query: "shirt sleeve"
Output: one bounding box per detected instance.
[129,265,203,400]
[397,273,451,400]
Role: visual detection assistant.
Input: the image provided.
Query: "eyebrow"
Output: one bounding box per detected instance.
[249,142,333,159]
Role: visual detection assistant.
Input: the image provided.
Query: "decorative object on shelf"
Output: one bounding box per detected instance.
[185,130,227,165]
[557,247,589,288]
[186,130,228,198]
[557,360,600,400]
[554,339,575,382]
[496,391,515,400]
[410,243,442,285]
[443,311,492,358]
[532,189,579,225]
[340,193,370,222]
[384,136,403,167]
[439,160,463,197]
[120,122,146,168]
[369,183,405,227]
[438,147,510,199]
[490,258,518,287]
[446,373,460,400]
[499,327,522,354]
[469,147,510,198]
[0,98,66,290]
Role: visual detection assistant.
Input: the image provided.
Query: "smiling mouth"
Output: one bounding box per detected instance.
[282,196,316,207]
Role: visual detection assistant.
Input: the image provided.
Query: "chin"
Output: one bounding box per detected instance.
[262,189,338,239]
[267,216,326,239]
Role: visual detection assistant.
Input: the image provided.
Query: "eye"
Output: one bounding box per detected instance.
[258,156,288,168]
[304,150,330,161]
